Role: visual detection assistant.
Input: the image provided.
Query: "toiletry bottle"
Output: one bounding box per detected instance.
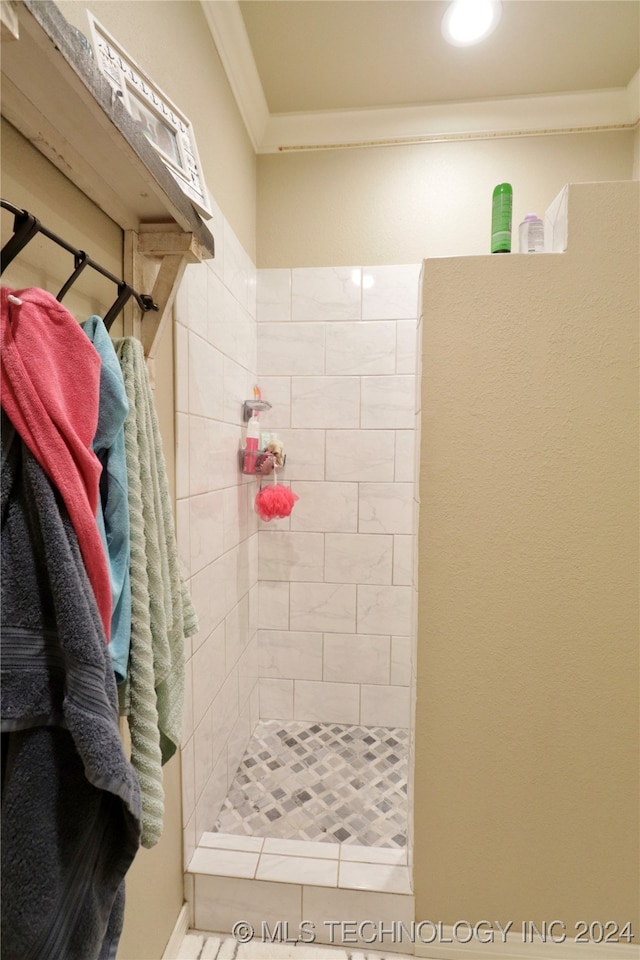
[244,412,260,474]
[491,183,513,253]
[519,213,545,253]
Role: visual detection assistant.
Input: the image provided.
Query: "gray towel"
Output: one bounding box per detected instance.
[1,411,141,960]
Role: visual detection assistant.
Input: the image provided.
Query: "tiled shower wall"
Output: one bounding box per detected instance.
[255,265,420,730]
[174,201,261,870]
[174,204,420,863]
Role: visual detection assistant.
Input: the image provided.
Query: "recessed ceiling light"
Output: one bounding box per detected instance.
[442,0,502,46]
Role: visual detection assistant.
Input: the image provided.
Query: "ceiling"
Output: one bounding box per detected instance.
[201,0,640,152]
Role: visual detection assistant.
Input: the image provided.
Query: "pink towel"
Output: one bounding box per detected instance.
[1,287,112,640]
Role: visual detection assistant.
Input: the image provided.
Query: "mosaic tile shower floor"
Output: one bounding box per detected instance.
[213,720,408,848]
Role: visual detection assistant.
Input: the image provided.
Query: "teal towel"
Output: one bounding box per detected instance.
[114,337,198,848]
[81,315,132,683]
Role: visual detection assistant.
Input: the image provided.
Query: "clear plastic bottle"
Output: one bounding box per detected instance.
[244,412,260,473]
[491,183,513,253]
[519,214,545,253]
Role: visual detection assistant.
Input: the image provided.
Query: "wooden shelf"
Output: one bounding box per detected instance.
[1,0,215,256]
[1,0,215,359]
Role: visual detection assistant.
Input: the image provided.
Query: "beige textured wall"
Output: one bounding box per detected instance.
[414,180,639,928]
[0,119,122,313]
[56,0,257,260]
[257,130,635,266]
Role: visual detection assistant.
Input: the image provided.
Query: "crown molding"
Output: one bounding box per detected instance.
[200,0,269,151]
[200,1,639,154]
[262,80,639,153]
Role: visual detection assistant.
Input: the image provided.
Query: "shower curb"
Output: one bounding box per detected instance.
[186,832,415,956]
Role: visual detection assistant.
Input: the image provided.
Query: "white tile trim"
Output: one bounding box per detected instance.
[188,836,413,895]
[161,902,191,959]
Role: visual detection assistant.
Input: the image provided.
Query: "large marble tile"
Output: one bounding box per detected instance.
[338,860,412,894]
[361,264,421,320]
[275,429,325,481]
[358,483,414,534]
[394,429,415,483]
[222,355,252,425]
[174,321,189,414]
[258,531,325,582]
[226,713,251,786]
[361,375,415,429]
[188,416,228,497]
[290,582,356,633]
[301,885,414,947]
[289,481,358,533]
[325,430,395,482]
[224,595,251,674]
[223,484,248,553]
[189,491,225,574]
[175,413,190,500]
[195,751,231,840]
[256,853,338,886]
[254,376,292,429]
[258,323,325,376]
[189,566,214,648]
[340,844,407,865]
[391,636,412,686]
[325,321,395,375]
[360,684,411,728]
[258,580,290,630]
[259,678,294,719]
[183,260,208,339]
[189,846,259,879]
[237,635,260,710]
[291,376,360,429]
[194,875,302,933]
[188,332,224,419]
[292,267,361,322]
[259,630,323,680]
[392,534,413,586]
[324,533,393,585]
[175,497,191,577]
[262,838,338,860]
[209,289,256,371]
[183,656,194,740]
[206,263,226,338]
[223,220,252,312]
[293,680,360,724]
[257,268,291,322]
[357,584,412,636]
[181,734,196,827]
[192,622,225,728]
[323,633,391,685]
[200,831,264,852]
[396,319,418,374]
[194,709,214,801]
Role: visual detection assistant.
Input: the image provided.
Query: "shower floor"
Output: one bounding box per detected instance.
[213,719,408,848]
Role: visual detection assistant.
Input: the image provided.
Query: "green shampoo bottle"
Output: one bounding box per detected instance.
[491,182,513,253]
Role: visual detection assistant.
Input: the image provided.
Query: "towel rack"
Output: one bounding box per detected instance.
[0,198,159,329]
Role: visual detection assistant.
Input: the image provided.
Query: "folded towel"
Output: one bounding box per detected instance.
[0,286,112,639]
[114,337,198,847]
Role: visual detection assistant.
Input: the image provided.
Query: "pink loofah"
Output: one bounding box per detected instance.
[254,476,299,521]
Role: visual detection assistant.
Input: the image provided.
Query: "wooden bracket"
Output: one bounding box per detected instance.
[123,222,207,373]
